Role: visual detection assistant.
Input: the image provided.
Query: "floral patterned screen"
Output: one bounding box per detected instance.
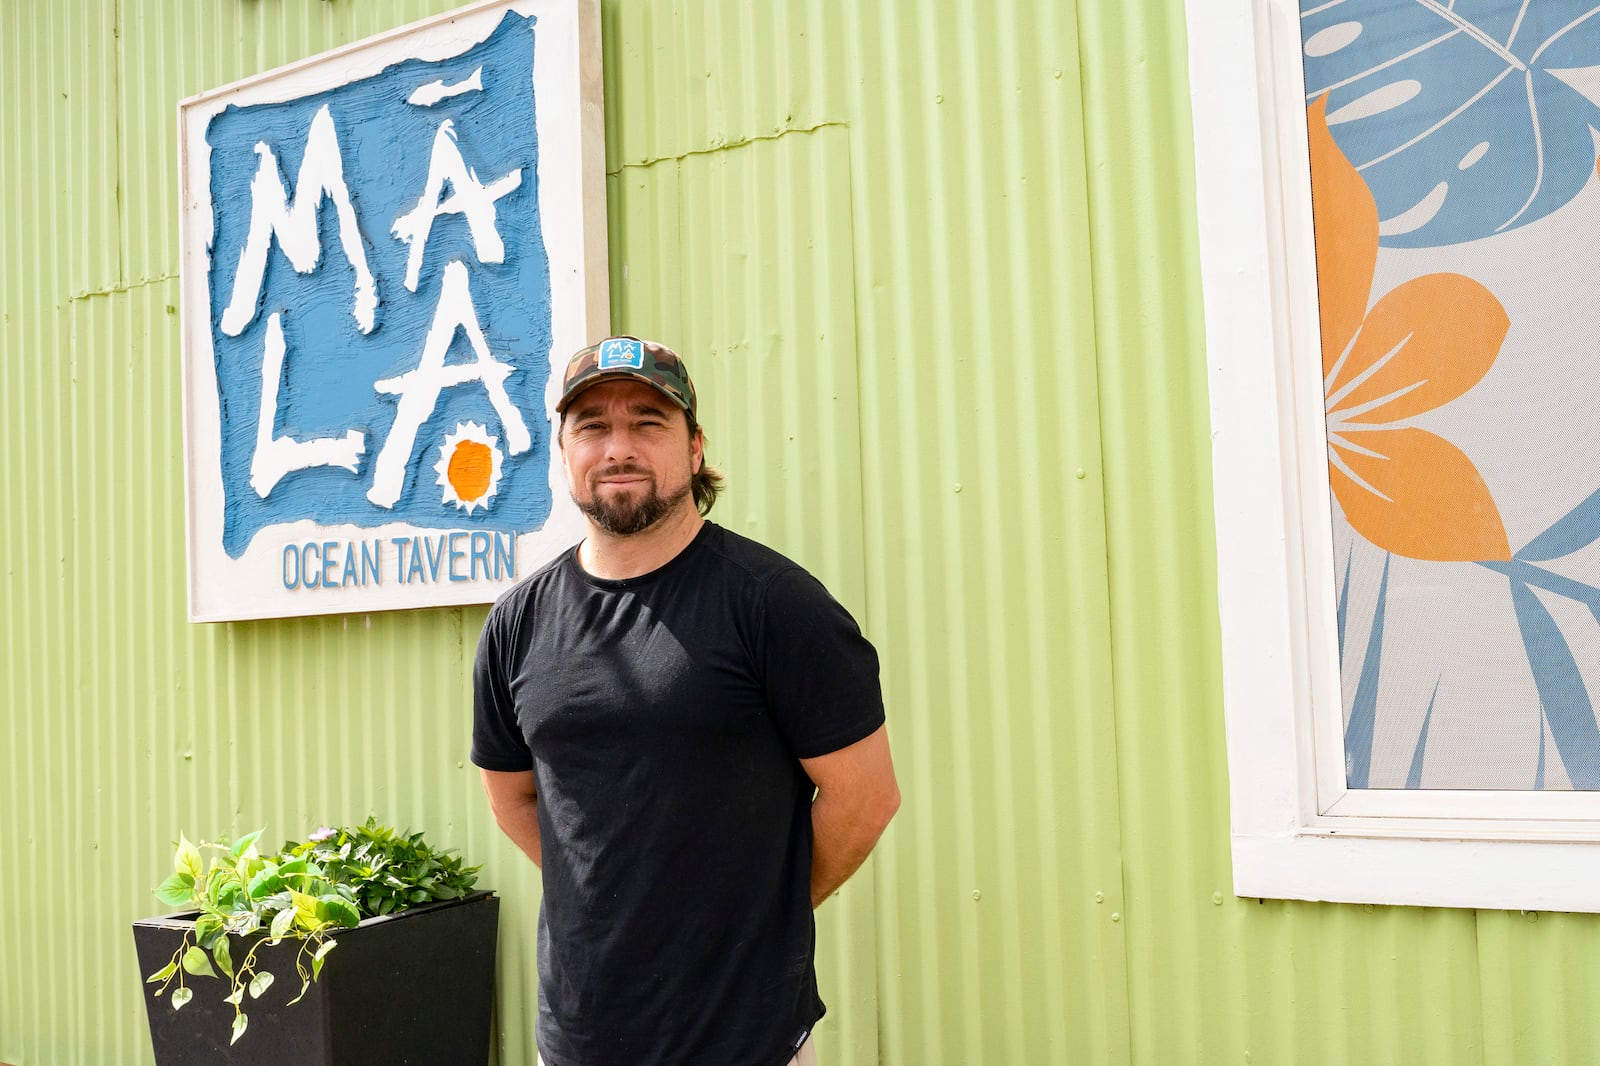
[1303,0,1600,789]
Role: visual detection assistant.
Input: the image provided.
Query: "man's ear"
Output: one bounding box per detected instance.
[690,425,705,474]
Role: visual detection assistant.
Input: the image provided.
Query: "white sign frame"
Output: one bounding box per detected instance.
[1188,0,1600,912]
[179,0,605,622]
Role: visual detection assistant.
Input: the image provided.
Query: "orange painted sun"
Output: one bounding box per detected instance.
[434,421,504,514]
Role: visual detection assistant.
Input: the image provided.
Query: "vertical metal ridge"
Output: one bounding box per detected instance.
[113,288,151,1063]
[849,0,953,1056]
[119,0,177,285]
[50,1,116,299]
[1074,0,1237,1059]
[944,4,1044,1046]
[72,292,104,1060]
[33,13,73,1060]
[0,6,29,1064]
[841,0,1134,1062]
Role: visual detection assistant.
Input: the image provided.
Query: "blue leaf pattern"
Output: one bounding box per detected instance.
[1404,679,1439,788]
[1337,545,1354,654]
[1516,482,1600,561]
[1345,553,1390,789]
[1508,577,1600,788]
[1483,558,1600,623]
[1536,700,1548,791]
[1302,0,1600,247]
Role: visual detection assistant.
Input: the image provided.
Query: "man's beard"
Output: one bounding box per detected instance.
[574,467,692,536]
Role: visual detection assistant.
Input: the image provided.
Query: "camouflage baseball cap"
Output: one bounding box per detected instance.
[555,336,698,420]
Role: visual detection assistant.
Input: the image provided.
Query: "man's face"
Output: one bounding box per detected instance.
[559,378,703,536]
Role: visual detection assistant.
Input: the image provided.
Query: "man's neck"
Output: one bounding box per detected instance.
[577,505,705,580]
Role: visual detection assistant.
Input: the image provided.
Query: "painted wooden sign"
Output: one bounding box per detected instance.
[180,0,605,621]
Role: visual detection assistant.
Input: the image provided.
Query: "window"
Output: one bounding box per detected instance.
[1191,0,1600,910]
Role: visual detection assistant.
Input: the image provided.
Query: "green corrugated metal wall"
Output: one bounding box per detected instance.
[4,1,1596,1064]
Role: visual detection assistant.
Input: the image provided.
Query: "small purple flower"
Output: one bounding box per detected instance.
[309,826,336,842]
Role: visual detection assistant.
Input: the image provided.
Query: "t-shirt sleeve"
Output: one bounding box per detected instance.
[470,603,535,772]
[758,567,886,759]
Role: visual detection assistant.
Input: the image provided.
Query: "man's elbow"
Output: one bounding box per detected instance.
[868,779,901,839]
[487,802,518,837]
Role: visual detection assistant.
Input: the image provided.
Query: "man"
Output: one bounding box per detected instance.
[471,336,900,1066]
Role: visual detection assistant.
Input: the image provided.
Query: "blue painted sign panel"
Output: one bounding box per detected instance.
[209,12,548,557]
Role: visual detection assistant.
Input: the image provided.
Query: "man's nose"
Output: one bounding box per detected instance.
[603,428,637,461]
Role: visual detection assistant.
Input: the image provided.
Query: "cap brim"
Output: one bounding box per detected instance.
[555,370,692,414]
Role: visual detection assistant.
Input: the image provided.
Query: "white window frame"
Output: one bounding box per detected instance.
[1188,0,1600,912]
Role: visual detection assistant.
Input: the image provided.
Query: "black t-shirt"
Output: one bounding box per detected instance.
[471,523,885,1066]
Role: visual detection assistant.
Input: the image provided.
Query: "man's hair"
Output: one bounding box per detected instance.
[685,414,725,516]
[556,409,725,516]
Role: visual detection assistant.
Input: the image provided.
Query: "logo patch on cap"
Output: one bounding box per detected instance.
[598,337,646,370]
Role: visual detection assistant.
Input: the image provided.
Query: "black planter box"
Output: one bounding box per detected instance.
[132,890,499,1066]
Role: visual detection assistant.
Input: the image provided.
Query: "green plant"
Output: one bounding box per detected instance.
[144,819,480,1045]
[281,819,481,916]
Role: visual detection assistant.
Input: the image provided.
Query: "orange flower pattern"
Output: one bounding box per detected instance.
[1308,96,1512,563]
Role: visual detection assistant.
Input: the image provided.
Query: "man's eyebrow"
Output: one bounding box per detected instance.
[568,399,673,421]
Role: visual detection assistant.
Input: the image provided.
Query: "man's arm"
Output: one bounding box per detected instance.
[800,724,900,908]
[479,768,542,867]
